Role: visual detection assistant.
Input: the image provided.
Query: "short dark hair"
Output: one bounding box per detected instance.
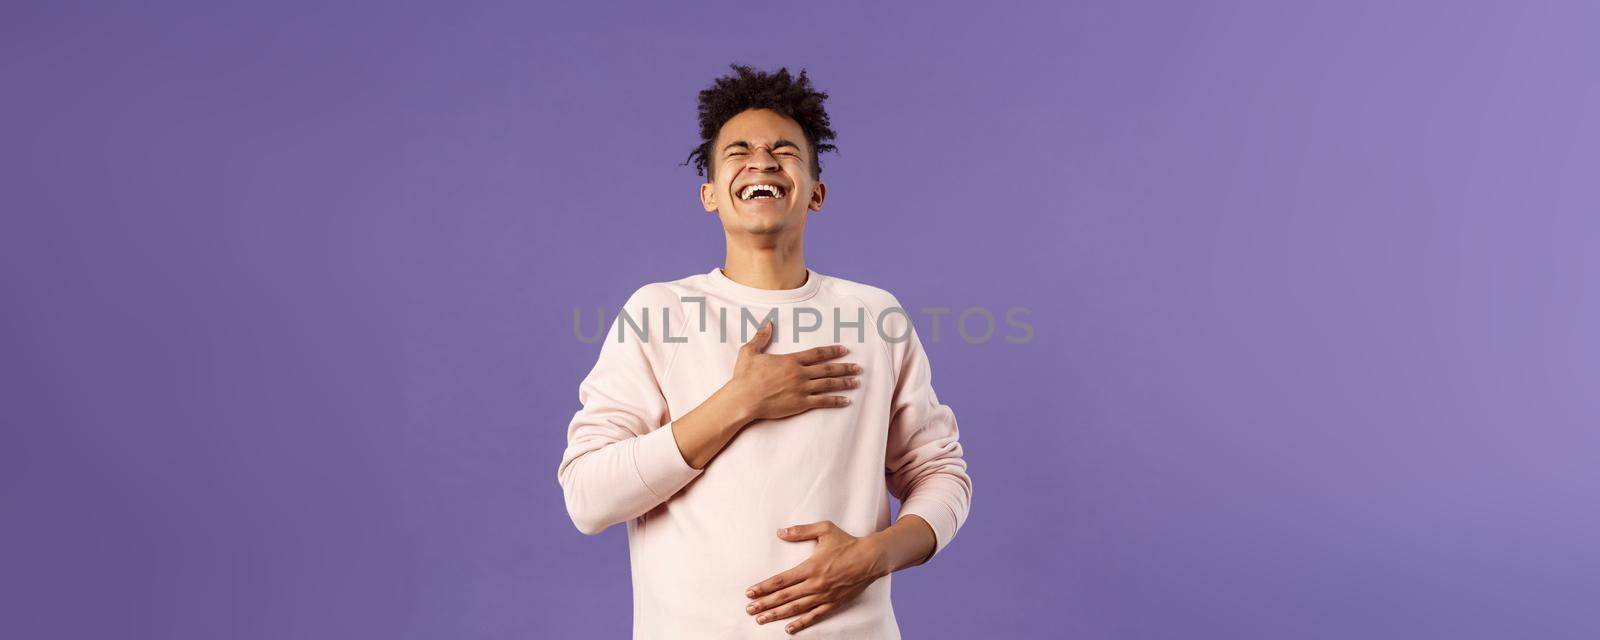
[684,63,838,181]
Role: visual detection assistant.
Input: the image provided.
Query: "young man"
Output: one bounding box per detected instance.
[557,64,972,639]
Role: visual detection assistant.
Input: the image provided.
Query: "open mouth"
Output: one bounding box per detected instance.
[738,183,786,202]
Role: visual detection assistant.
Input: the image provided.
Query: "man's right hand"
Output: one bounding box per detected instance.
[670,320,859,470]
[722,320,860,423]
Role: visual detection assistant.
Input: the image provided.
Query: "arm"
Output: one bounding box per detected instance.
[883,322,973,561]
[556,293,702,535]
[559,313,859,535]
[865,513,938,571]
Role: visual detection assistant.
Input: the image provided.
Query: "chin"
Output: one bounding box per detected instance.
[718,215,781,235]
[724,208,795,228]
[739,221,787,235]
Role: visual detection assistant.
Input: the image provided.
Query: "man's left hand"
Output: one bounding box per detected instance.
[744,520,889,634]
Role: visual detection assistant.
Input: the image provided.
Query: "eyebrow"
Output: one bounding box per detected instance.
[721,139,804,155]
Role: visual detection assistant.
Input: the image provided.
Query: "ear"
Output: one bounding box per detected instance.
[808,180,827,212]
[700,180,718,213]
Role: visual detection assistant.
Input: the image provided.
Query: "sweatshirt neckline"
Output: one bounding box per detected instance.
[707,266,824,304]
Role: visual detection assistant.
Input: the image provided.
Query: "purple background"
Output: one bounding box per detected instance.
[4,1,1598,638]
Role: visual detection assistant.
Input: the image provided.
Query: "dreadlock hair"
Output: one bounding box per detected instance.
[683,63,838,182]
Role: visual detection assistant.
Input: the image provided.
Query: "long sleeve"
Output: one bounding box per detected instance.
[557,287,702,535]
[882,306,973,559]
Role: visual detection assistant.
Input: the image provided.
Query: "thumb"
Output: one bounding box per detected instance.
[743,320,774,354]
[777,521,834,541]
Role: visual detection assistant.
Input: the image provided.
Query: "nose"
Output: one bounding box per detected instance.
[745,145,780,171]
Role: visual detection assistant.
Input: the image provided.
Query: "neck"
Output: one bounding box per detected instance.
[722,232,808,290]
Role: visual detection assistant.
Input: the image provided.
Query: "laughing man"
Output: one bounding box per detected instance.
[558,63,973,639]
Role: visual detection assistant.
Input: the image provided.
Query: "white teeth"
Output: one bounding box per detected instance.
[740,184,784,200]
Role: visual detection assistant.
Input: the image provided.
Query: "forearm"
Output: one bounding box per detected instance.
[868,514,938,573]
[559,392,741,534]
[670,383,754,470]
[558,421,703,534]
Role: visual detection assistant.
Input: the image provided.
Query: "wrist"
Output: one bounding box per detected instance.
[711,382,756,429]
[862,530,898,577]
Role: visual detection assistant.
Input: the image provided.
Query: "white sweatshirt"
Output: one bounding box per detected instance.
[557,267,973,639]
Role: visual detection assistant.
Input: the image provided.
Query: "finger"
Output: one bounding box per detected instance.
[755,594,823,625]
[784,602,837,635]
[746,583,811,616]
[805,395,850,409]
[742,320,774,354]
[803,376,857,394]
[747,565,808,599]
[802,362,861,379]
[777,521,835,541]
[792,344,848,365]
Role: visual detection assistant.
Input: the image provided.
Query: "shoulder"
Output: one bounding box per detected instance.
[607,275,706,356]
[819,272,905,314]
[818,272,918,343]
[619,272,713,310]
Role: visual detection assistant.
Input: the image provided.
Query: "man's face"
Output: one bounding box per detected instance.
[699,108,826,237]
